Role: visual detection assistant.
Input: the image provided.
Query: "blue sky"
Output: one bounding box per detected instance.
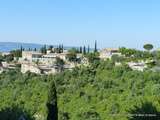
[0,0,160,49]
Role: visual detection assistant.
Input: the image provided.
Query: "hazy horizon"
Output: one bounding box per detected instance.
[0,41,153,50]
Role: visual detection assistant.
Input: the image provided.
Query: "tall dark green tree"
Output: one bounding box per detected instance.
[20,46,23,52]
[87,45,90,53]
[83,46,86,55]
[61,44,64,53]
[48,45,53,51]
[40,45,47,54]
[57,44,63,53]
[94,40,97,53]
[34,48,37,51]
[79,46,82,53]
[44,45,47,53]
[47,81,58,120]
[76,48,80,53]
[58,45,60,53]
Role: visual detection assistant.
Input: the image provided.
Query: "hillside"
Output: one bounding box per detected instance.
[0,59,160,120]
[0,42,88,52]
[0,42,43,52]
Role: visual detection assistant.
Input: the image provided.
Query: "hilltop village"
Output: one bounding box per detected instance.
[1,43,160,120]
[0,43,158,74]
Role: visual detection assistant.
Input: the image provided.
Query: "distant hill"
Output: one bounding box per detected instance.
[0,42,94,52]
[0,42,43,52]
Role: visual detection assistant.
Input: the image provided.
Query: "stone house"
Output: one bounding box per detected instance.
[99,48,121,59]
[128,62,147,71]
[21,51,42,61]
[21,63,41,74]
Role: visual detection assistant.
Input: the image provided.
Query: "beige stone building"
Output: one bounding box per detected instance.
[128,62,147,71]
[99,48,121,59]
[21,63,59,74]
[21,63,41,74]
[21,51,42,61]
[19,50,85,74]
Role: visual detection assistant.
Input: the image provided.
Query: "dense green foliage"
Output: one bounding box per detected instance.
[66,48,78,62]
[55,57,65,72]
[85,52,100,64]
[0,54,14,63]
[40,45,47,54]
[0,59,160,119]
[53,45,64,53]
[0,49,22,63]
[54,60,160,120]
[47,81,58,120]
[0,106,34,120]
[10,49,22,58]
[119,47,153,61]
[0,70,49,119]
[143,44,153,51]
[128,102,160,120]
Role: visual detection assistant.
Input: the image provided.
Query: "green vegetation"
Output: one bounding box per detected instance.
[0,49,160,119]
[85,52,100,64]
[119,47,153,61]
[47,81,58,120]
[54,60,160,120]
[83,46,86,55]
[0,106,34,120]
[0,70,49,119]
[128,102,160,120]
[40,45,47,54]
[0,49,22,63]
[55,57,65,72]
[94,40,97,53]
[10,49,22,58]
[143,44,153,51]
[66,48,78,62]
[53,45,64,53]
[3,54,14,63]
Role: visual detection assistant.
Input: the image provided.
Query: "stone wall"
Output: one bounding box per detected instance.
[21,64,41,74]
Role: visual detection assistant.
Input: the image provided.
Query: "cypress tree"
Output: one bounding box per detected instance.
[75,48,79,53]
[61,44,64,53]
[47,81,58,120]
[44,45,47,54]
[40,45,47,54]
[49,45,53,50]
[87,45,90,53]
[83,46,86,54]
[58,44,61,53]
[80,46,82,53]
[94,40,97,53]
[20,46,23,52]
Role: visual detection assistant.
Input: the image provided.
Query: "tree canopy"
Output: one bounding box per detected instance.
[0,58,160,120]
[66,48,78,62]
[143,44,153,51]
